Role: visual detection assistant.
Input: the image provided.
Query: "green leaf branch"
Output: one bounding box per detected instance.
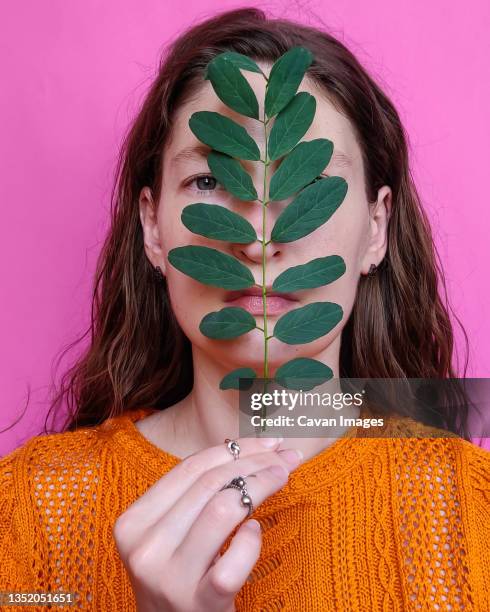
[167,46,348,415]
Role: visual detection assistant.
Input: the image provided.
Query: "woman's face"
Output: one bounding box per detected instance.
[140,62,391,375]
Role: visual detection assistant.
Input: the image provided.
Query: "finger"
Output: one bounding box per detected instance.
[146,449,301,554]
[196,519,262,610]
[172,461,292,583]
[122,436,283,525]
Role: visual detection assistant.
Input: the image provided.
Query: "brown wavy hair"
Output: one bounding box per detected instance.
[19,7,473,439]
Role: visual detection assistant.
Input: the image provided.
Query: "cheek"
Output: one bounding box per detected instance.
[165,267,208,310]
[157,196,231,338]
[164,265,223,346]
[300,188,368,270]
[296,189,368,318]
[158,203,186,251]
[165,273,200,345]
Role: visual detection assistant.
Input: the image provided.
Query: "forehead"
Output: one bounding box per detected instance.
[165,61,361,172]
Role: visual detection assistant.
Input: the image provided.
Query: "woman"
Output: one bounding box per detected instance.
[1,7,489,611]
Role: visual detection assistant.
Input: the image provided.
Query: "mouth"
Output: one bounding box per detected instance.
[224,286,300,316]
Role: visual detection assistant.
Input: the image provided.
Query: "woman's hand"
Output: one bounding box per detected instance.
[113,436,303,612]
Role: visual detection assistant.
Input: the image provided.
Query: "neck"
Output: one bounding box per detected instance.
[159,335,361,461]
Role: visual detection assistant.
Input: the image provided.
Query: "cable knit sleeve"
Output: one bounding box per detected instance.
[464,440,490,610]
[0,445,36,594]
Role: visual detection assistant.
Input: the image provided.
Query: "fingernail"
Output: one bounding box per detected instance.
[245,519,261,532]
[260,437,284,448]
[268,464,290,481]
[278,448,303,467]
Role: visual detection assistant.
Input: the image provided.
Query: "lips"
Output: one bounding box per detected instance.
[225,287,299,301]
[224,287,299,316]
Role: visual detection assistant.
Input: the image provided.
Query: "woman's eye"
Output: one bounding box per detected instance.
[186,174,220,193]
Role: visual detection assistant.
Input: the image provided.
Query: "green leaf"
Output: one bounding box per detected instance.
[220,367,257,390]
[264,46,314,118]
[168,245,255,289]
[181,203,257,243]
[189,111,260,160]
[200,306,257,339]
[275,357,333,391]
[207,151,258,201]
[273,302,343,344]
[272,256,346,292]
[271,176,347,242]
[205,52,263,76]
[206,54,259,119]
[269,139,333,201]
[267,92,316,161]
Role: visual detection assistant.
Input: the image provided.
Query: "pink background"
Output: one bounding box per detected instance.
[1,1,489,456]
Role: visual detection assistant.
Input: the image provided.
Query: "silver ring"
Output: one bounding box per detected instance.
[224,438,240,461]
[219,475,256,517]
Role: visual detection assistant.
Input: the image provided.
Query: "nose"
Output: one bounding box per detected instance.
[232,238,282,266]
[230,201,282,266]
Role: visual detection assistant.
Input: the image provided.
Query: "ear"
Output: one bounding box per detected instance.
[360,185,392,275]
[139,186,166,275]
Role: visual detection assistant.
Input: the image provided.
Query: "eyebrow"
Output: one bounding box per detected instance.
[170,144,353,168]
[170,144,211,167]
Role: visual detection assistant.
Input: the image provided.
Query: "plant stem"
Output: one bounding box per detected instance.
[260,105,271,432]
[261,113,269,382]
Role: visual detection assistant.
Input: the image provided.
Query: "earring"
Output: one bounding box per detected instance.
[367,263,378,277]
[153,265,165,286]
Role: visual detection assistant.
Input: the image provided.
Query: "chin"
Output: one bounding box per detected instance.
[211,336,302,371]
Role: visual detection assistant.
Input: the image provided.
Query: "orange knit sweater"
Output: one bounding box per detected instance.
[1,407,489,611]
